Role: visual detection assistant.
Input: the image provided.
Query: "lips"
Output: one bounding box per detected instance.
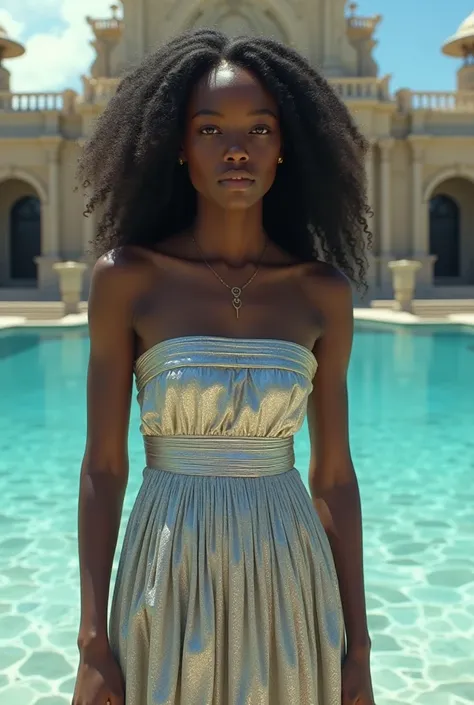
[218,170,255,184]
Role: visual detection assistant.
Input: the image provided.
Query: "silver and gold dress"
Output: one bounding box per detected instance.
[109,336,345,705]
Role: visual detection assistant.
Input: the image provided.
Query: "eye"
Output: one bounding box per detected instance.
[199,126,220,135]
[251,125,271,135]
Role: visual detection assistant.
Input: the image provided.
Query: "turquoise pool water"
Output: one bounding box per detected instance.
[0,324,473,705]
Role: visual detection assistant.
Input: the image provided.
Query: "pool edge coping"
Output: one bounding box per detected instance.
[1,308,474,332]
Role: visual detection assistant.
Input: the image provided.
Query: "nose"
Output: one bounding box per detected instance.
[224,145,249,163]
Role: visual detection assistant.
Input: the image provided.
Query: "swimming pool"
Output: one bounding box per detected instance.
[0,324,473,705]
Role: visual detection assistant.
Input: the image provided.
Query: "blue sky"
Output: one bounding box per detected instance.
[357,0,473,91]
[0,0,472,93]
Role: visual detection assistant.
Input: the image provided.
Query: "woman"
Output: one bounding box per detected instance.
[73,28,375,705]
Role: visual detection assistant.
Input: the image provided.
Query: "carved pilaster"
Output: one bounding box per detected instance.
[44,146,60,256]
[378,138,394,256]
[408,136,430,257]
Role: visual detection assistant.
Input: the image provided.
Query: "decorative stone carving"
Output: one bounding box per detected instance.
[86,5,124,79]
[346,2,382,77]
[0,25,25,91]
[53,261,88,315]
[388,259,422,313]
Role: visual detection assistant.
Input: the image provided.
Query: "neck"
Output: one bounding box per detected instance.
[192,199,267,267]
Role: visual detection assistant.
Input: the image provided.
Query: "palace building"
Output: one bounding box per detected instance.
[1,1,473,302]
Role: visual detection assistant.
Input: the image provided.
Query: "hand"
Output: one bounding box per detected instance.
[342,649,376,705]
[72,642,124,705]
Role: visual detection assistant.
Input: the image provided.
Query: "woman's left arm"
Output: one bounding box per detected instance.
[306,270,374,699]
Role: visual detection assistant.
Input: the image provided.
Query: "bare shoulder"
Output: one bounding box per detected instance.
[302,263,353,367]
[92,245,150,285]
[301,260,353,315]
[90,246,154,306]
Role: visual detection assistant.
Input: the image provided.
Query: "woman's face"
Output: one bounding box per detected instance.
[182,62,282,210]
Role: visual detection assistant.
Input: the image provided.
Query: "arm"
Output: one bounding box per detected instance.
[307,272,371,658]
[77,255,135,656]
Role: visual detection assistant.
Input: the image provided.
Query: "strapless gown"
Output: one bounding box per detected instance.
[109,336,345,705]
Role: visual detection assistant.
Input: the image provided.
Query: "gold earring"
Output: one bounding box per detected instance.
[179,157,185,166]
[278,157,283,164]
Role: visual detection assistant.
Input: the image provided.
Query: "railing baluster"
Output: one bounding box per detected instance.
[1,85,474,115]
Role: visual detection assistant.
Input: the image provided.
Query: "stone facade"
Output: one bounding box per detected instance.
[1,3,474,303]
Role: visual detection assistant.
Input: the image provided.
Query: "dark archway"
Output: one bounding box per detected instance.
[429,195,460,278]
[10,196,41,280]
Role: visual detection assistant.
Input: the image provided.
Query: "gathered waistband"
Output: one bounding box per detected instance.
[144,436,295,477]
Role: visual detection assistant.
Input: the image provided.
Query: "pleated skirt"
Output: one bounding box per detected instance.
[109,467,345,705]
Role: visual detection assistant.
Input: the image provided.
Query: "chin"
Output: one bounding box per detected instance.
[215,192,262,210]
[224,198,258,210]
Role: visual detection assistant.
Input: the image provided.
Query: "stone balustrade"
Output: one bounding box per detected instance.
[90,18,122,31]
[5,81,474,116]
[329,76,391,101]
[81,76,120,104]
[347,15,381,33]
[81,77,393,105]
[397,89,474,112]
[0,90,77,113]
[2,78,391,113]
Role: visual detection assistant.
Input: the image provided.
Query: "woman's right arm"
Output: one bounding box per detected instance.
[74,255,135,704]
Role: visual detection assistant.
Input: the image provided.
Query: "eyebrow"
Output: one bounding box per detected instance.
[191,108,278,119]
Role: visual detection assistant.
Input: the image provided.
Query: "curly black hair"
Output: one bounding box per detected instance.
[77,28,372,289]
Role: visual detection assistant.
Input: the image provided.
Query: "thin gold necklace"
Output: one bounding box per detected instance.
[192,235,268,319]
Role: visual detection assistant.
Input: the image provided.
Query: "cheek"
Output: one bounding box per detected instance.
[185,139,219,183]
[256,135,281,166]
[187,157,216,195]
[259,142,280,182]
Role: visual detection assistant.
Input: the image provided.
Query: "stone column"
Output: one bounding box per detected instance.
[409,137,429,256]
[365,139,375,210]
[408,136,436,292]
[35,145,61,296]
[323,0,333,69]
[82,190,95,254]
[80,190,95,301]
[364,139,377,293]
[379,138,393,254]
[46,148,60,255]
[378,138,394,289]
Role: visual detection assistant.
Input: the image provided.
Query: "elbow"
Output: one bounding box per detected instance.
[81,449,129,488]
[309,459,357,496]
[309,465,359,537]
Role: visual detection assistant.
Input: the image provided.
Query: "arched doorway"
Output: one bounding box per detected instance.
[10,195,41,280]
[429,195,460,278]
[425,174,474,285]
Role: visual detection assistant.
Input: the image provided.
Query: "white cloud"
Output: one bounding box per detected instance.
[1,0,117,93]
[0,10,25,39]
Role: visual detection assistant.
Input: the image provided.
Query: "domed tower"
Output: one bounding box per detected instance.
[442,11,474,91]
[346,2,382,77]
[0,25,25,91]
[86,3,124,78]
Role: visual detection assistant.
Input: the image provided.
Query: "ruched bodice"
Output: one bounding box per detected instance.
[135,336,317,438]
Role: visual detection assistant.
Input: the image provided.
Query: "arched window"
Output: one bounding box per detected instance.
[429,195,460,278]
[10,196,41,280]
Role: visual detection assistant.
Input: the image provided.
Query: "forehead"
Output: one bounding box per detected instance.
[189,63,278,114]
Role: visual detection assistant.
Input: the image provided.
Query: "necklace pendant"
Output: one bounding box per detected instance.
[232,296,242,319]
[192,236,268,321]
[231,287,242,319]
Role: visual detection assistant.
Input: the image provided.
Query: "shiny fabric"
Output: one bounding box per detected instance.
[144,436,296,476]
[109,336,345,705]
